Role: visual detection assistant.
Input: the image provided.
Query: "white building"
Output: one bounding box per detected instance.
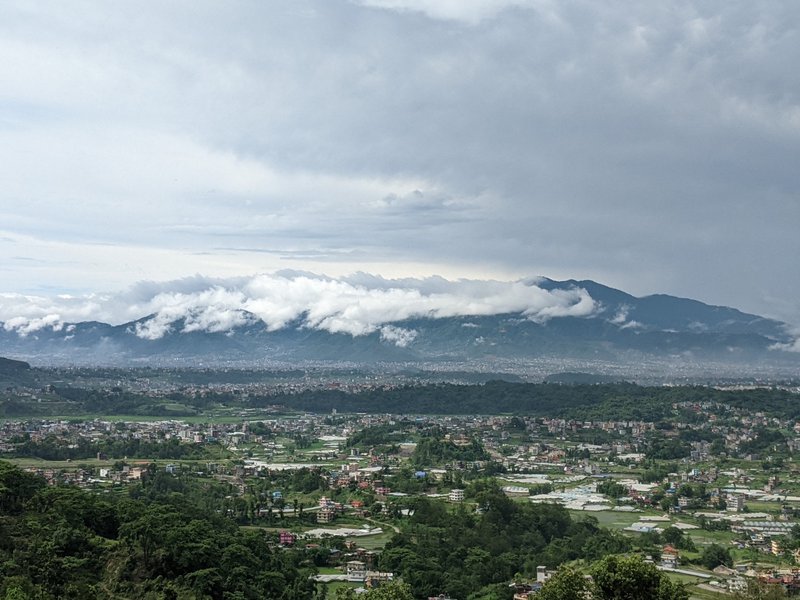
[449,489,465,502]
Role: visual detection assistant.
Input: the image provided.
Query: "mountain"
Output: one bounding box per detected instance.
[0,279,797,369]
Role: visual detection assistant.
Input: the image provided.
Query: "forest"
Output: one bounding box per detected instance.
[0,461,316,599]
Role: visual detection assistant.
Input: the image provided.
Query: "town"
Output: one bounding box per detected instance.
[4,383,800,599]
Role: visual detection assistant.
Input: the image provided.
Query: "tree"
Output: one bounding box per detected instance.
[536,566,591,600]
[590,555,688,600]
[3,588,28,600]
[336,581,414,600]
[662,527,683,546]
[700,544,733,569]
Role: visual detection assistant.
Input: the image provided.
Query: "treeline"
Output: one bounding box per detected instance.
[0,461,316,599]
[10,435,219,461]
[6,380,799,420]
[266,381,800,419]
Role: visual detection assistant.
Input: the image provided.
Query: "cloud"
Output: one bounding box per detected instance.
[0,272,597,340]
[770,328,800,353]
[0,1,798,328]
[2,313,63,337]
[380,325,418,347]
[607,304,642,330]
[609,306,630,325]
[355,0,541,24]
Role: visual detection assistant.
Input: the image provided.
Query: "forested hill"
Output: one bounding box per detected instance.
[0,357,30,375]
[0,461,316,599]
[0,356,34,387]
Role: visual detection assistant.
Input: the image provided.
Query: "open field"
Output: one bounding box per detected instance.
[568,509,645,530]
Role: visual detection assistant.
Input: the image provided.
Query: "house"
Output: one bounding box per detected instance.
[279,531,296,546]
[449,489,465,502]
[317,507,335,523]
[661,545,679,568]
[727,494,745,512]
[347,560,367,582]
[364,571,394,588]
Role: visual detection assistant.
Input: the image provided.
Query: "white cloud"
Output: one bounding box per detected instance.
[380,325,418,347]
[610,306,630,325]
[2,313,63,337]
[770,328,800,353]
[0,272,597,340]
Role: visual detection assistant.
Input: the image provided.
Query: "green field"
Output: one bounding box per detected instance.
[568,509,645,530]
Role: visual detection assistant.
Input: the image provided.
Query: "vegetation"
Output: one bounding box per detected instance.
[10,435,222,461]
[0,461,316,599]
[378,485,631,599]
[6,380,800,420]
[538,555,688,600]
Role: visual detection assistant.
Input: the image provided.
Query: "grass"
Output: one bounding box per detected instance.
[568,509,643,530]
[689,529,737,546]
[321,581,360,599]
[350,531,394,550]
[687,585,727,599]
[744,501,783,513]
[664,570,713,583]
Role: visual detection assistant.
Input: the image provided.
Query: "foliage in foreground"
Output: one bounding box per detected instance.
[0,460,315,599]
[538,555,688,600]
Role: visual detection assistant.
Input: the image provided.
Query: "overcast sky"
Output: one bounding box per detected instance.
[1,0,799,327]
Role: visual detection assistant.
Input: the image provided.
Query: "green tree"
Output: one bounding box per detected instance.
[3,588,29,600]
[590,555,688,600]
[662,527,684,546]
[337,581,414,600]
[536,566,591,600]
[700,544,733,569]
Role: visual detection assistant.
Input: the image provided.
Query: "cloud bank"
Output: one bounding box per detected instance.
[0,272,596,342]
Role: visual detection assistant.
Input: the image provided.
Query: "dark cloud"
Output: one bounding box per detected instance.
[0,0,798,324]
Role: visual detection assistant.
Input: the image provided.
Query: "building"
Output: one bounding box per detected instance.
[661,545,679,569]
[449,489,465,502]
[347,561,367,582]
[317,506,335,523]
[279,531,296,546]
[727,494,745,512]
[365,571,394,588]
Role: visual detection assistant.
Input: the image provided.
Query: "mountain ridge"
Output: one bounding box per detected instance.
[1,278,796,367]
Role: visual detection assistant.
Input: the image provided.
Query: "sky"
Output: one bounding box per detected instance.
[1,0,799,330]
